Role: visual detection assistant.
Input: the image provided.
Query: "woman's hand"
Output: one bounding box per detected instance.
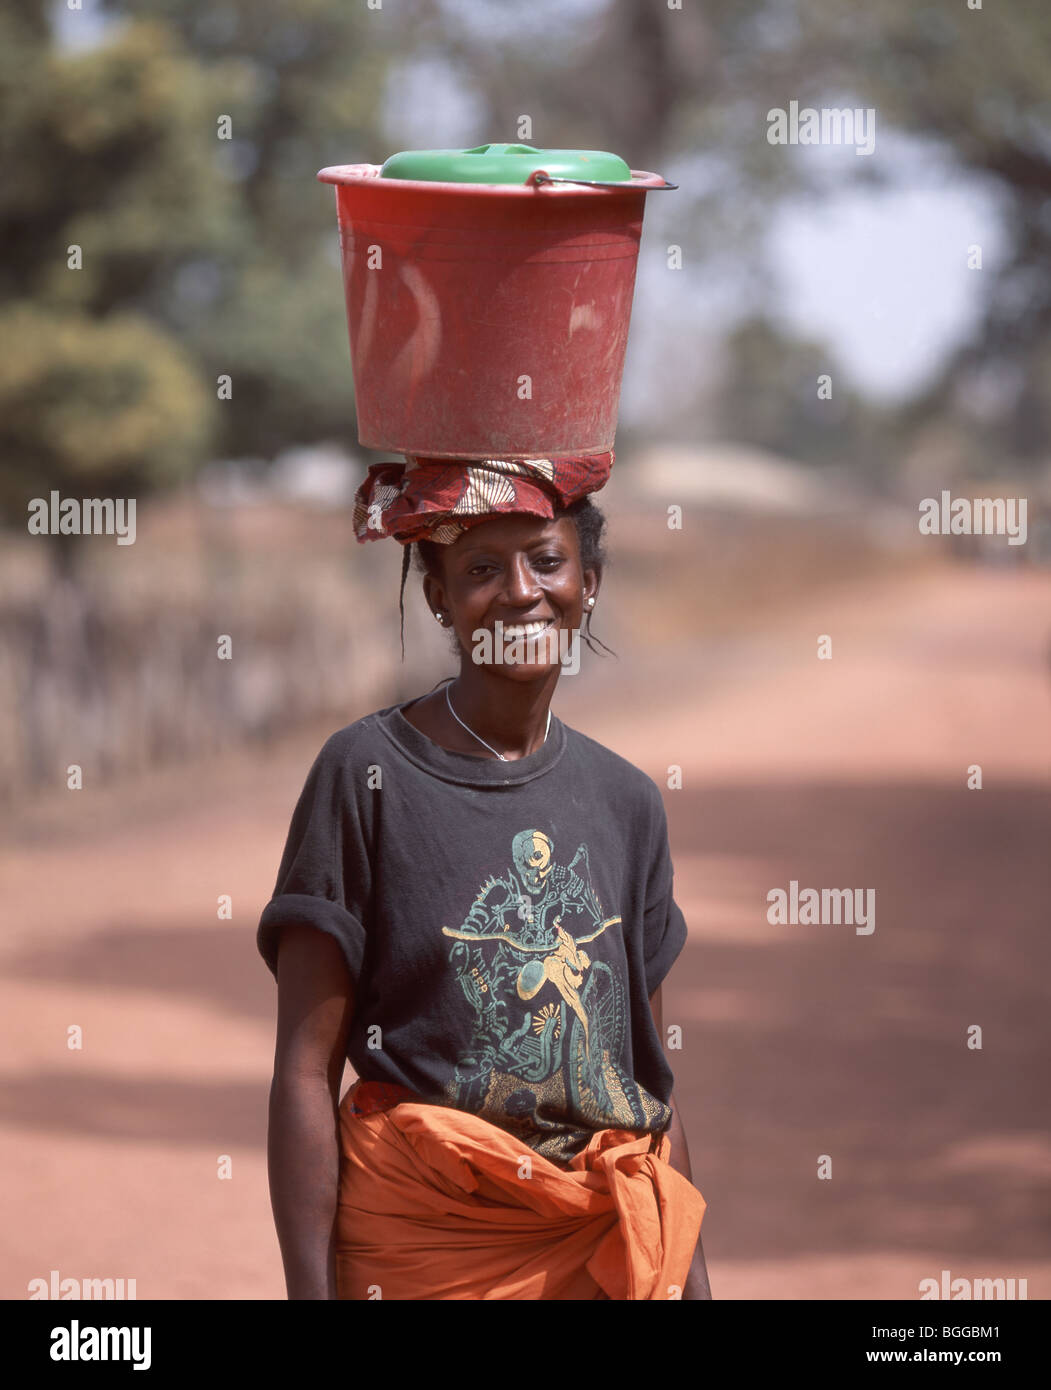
[681,1233,712,1300]
[268,924,355,1299]
[650,986,713,1300]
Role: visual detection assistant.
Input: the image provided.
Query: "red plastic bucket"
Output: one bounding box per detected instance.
[318,162,670,459]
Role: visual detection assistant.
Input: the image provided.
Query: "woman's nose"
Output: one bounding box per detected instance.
[504,554,542,601]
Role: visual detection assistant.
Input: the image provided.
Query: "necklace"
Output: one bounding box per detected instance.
[444,680,551,762]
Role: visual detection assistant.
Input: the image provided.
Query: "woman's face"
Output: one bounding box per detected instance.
[424,513,598,679]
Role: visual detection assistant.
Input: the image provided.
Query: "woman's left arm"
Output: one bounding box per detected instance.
[650,985,712,1300]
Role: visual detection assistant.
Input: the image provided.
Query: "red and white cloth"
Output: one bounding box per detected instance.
[352,451,615,545]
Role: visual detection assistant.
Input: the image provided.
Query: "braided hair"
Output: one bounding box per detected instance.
[396,496,616,662]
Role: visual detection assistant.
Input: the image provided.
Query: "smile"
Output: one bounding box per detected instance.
[498,619,555,639]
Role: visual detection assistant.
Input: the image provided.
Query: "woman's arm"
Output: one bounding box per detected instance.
[268,924,355,1299]
[649,985,713,1300]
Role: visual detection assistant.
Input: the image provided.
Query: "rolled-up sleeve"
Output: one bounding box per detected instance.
[257,733,370,985]
[642,789,688,997]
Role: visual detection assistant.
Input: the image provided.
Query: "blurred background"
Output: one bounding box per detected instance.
[1,0,1048,1299]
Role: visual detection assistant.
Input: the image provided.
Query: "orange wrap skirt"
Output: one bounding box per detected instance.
[334,1079,706,1301]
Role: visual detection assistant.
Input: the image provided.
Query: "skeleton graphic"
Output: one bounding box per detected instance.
[439,829,670,1156]
[442,829,620,1067]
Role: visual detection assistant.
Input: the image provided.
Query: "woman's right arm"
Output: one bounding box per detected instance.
[267,923,355,1300]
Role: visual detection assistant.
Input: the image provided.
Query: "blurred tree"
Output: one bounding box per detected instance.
[0,7,236,552]
[784,0,1051,473]
[412,0,1050,473]
[715,315,892,474]
[0,0,401,552]
[96,0,406,456]
[0,19,242,313]
[0,301,212,572]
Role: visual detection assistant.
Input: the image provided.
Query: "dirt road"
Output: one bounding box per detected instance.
[2,560,1048,1299]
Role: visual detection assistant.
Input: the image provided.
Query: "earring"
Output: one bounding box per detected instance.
[434,612,445,624]
[587,597,595,606]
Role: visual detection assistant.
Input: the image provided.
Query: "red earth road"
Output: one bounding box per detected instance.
[1,560,1048,1299]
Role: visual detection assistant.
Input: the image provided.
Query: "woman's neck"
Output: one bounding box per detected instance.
[404,672,557,760]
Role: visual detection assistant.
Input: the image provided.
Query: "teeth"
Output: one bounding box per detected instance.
[501,620,552,638]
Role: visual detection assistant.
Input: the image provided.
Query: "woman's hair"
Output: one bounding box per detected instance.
[395,496,615,661]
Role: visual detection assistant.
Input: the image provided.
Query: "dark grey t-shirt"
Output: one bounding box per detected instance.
[257,698,689,1164]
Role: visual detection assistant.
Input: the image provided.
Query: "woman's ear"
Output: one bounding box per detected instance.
[422,572,442,619]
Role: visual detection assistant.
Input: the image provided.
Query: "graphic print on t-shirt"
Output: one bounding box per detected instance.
[440,828,668,1162]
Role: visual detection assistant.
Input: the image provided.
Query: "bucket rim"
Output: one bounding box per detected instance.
[317,163,671,194]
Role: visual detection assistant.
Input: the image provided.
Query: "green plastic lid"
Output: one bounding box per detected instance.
[378,142,632,185]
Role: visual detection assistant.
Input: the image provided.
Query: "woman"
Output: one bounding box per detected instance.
[257,455,710,1300]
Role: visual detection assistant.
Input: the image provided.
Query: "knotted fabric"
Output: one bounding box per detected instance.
[352,450,615,545]
[333,1078,706,1301]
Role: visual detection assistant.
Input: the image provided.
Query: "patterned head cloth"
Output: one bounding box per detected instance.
[352,451,615,546]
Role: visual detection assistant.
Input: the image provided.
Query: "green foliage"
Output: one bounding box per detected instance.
[178,248,359,456]
[0,302,213,513]
[112,0,395,253]
[0,0,396,557]
[0,19,243,313]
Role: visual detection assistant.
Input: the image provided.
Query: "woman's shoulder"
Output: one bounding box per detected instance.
[307,702,402,770]
[561,721,667,817]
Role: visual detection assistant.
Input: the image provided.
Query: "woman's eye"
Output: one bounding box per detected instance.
[467,556,562,576]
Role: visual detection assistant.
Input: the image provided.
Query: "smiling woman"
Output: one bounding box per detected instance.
[408,500,611,700]
[404,502,613,746]
[257,453,710,1301]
